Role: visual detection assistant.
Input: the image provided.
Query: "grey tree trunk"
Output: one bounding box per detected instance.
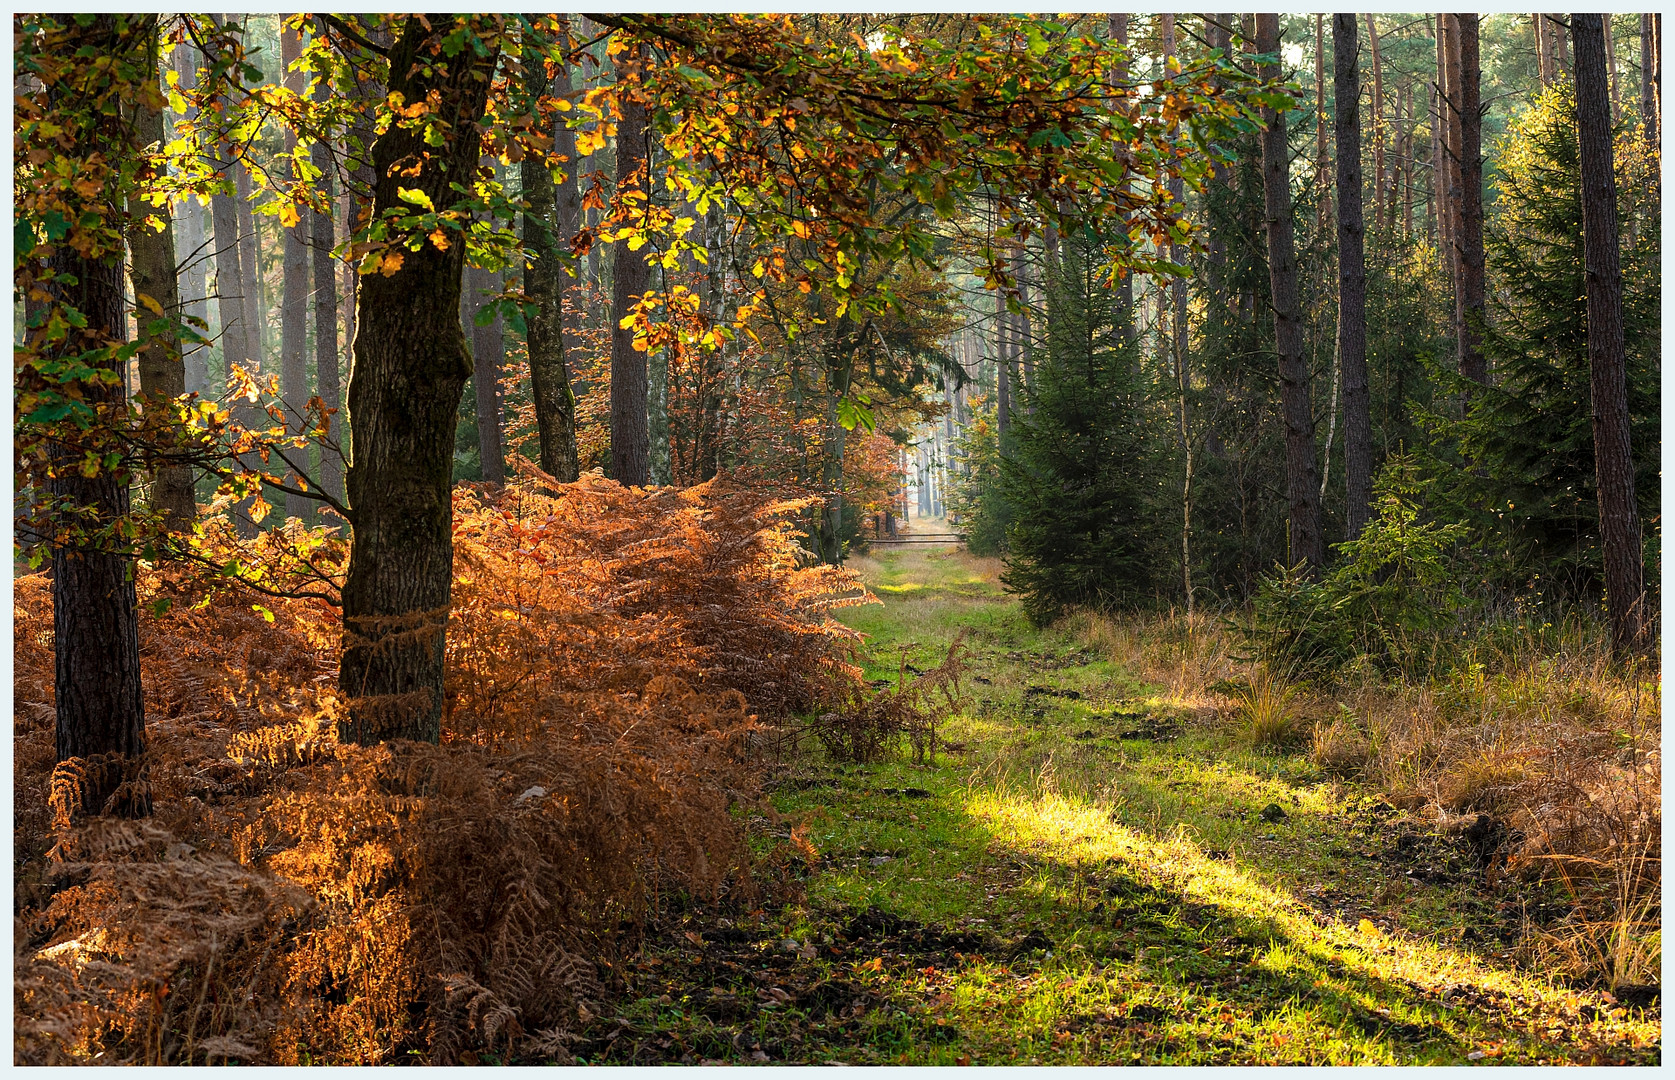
[1256,13,1324,571]
[994,286,1010,440]
[236,163,264,376]
[338,16,499,745]
[1575,12,1646,656]
[1334,15,1373,540]
[463,261,506,482]
[1454,15,1487,395]
[609,65,651,486]
[127,31,196,528]
[1641,14,1661,146]
[171,41,210,398]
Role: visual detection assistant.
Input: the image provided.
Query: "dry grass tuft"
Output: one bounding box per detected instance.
[14,475,870,1064]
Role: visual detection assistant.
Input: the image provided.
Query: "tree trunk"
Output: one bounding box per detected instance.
[236,163,264,376]
[172,40,210,398]
[309,22,343,511]
[1334,14,1373,540]
[1574,12,1645,656]
[1256,13,1324,571]
[1110,13,1134,344]
[1314,14,1330,234]
[1364,14,1387,235]
[1441,15,1464,353]
[1536,13,1553,87]
[1013,242,1034,399]
[464,261,506,482]
[1454,15,1487,394]
[1432,19,1449,262]
[520,37,582,484]
[995,286,1010,439]
[338,16,499,745]
[609,63,651,487]
[279,24,311,519]
[1606,15,1621,121]
[45,14,148,815]
[127,31,195,528]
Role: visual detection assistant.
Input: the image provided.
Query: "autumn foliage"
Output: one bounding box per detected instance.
[14,476,870,1064]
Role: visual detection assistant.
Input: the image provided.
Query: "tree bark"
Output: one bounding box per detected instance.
[1110,13,1134,344]
[1574,12,1645,656]
[1334,15,1373,541]
[995,285,1010,440]
[338,16,499,745]
[171,40,210,398]
[609,59,651,487]
[521,35,582,483]
[1256,13,1323,571]
[236,162,264,376]
[1454,15,1487,394]
[1314,14,1330,234]
[44,14,149,814]
[279,23,311,520]
[1441,16,1464,353]
[127,30,196,528]
[1432,19,1449,262]
[1536,13,1553,86]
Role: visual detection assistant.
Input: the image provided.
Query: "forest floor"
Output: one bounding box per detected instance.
[560,534,1661,1066]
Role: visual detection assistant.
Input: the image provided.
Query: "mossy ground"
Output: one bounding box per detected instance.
[559,543,1660,1066]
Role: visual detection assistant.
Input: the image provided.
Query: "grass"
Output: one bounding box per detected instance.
[559,545,1661,1065]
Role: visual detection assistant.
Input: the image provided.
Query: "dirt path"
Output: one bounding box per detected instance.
[561,547,1660,1065]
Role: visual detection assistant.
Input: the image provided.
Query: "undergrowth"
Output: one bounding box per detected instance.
[14,475,873,1065]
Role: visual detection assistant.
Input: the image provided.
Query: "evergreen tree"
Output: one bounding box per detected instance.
[1439,79,1660,598]
[998,229,1161,625]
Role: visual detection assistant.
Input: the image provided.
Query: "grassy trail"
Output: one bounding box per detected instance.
[575,545,1660,1065]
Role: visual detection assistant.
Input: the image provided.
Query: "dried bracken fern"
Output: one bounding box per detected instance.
[14,475,872,1064]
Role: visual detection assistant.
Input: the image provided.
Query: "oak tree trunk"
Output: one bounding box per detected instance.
[279,25,311,519]
[308,27,343,510]
[464,261,506,482]
[1256,13,1324,571]
[1334,15,1374,540]
[338,16,499,745]
[1574,12,1646,655]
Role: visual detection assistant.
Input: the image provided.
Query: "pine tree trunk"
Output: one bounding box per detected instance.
[464,260,506,482]
[1364,14,1387,235]
[1441,16,1464,357]
[127,31,196,528]
[1334,15,1373,540]
[236,163,263,375]
[308,24,343,511]
[1111,13,1134,343]
[1256,13,1324,571]
[1606,15,1621,122]
[1013,242,1034,399]
[172,40,210,398]
[1536,13,1553,87]
[338,16,499,745]
[1314,14,1331,233]
[45,14,148,814]
[995,286,1010,439]
[1454,15,1488,394]
[1574,12,1646,656]
[609,64,651,487]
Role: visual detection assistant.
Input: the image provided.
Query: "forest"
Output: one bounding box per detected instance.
[12,12,1661,1065]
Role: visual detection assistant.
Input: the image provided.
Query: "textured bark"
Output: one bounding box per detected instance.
[1314,14,1330,233]
[521,44,581,483]
[172,41,210,397]
[995,286,1010,440]
[1454,15,1487,393]
[46,15,148,813]
[339,17,499,745]
[1334,15,1373,540]
[235,163,263,373]
[1574,13,1645,655]
[1606,15,1621,121]
[609,68,652,487]
[1441,16,1464,350]
[1536,13,1553,86]
[1256,13,1323,571]
[308,32,343,509]
[1013,242,1034,399]
[127,33,196,528]
[1432,20,1448,261]
[279,25,311,519]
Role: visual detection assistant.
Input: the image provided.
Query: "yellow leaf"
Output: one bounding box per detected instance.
[278,203,301,229]
[1357,918,1380,937]
[428,229,450,250]
[379,250,405,276]
[136,292,164,316]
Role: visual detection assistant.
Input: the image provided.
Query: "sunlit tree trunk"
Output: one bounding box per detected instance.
[995,286,1010,440]
[1642,14,1661,145]
[309,21,343,511]
[1334,14,1373,540]
[1575,12,1646,656]
[1364,14,1386,235]
[171,40,210,398]
[1256,13,1323,571]
[338,16,499,745]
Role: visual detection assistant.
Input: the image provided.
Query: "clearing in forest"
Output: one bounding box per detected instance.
[567,544,1661,1065]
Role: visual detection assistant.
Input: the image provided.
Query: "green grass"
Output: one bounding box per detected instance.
[561,546,1661,1065]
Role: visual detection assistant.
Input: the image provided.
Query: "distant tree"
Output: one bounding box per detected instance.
[1333,15,1373,540]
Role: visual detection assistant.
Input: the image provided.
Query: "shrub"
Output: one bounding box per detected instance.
[14,475,871,1064]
